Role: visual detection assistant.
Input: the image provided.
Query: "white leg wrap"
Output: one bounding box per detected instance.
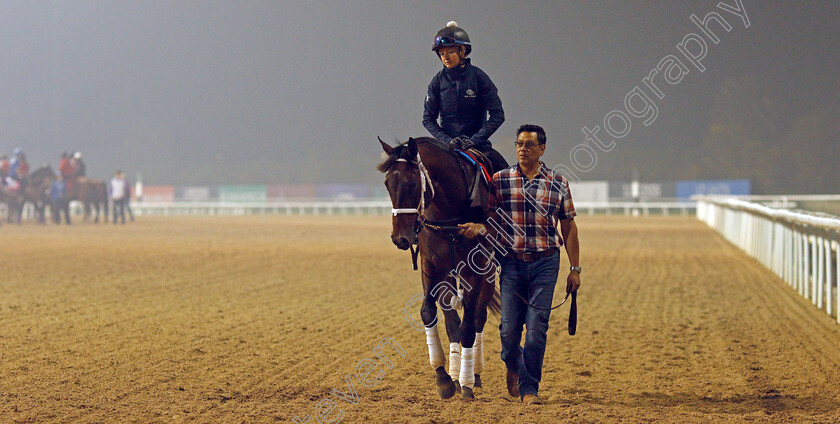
[474,332,485,375]
[448,343,461,380]
[425,325,446,368]
[459,347,475,388]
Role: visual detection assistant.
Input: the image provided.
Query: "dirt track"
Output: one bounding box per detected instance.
[2,216,840,423]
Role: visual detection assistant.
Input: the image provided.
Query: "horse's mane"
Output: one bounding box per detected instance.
[377,137,459,173]
[31,165,55,179]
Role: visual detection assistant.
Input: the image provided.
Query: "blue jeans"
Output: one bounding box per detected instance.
[499,250,560,397]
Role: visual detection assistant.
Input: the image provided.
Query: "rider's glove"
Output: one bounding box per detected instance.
[448,136,475,150]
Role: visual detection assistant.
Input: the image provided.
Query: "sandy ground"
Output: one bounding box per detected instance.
[1,216,840,423]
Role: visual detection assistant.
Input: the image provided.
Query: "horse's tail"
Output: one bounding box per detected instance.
[487,284,502,318]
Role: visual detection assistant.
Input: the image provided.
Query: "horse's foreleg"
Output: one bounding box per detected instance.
[431,279,464,394]
[420,293,455,399]
[37,203,46,224]
[420,294,445,368]
[440,305,462,394]
[458,289,478,399]
[472,273,496,389]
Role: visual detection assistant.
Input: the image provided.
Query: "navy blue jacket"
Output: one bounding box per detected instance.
[423,59,505,147]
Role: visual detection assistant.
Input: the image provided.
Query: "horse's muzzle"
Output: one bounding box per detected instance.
[392,234,411,250]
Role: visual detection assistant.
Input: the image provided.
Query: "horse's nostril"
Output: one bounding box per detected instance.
[393,236,411,250]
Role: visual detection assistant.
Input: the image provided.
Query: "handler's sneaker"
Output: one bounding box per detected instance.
[506,369,519,398]
[522,394,544,405]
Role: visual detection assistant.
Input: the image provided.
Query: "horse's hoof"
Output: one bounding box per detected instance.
[461,386,474,400]
[437,379,456,399]
[474,374,482,388]
[453,379,461,393]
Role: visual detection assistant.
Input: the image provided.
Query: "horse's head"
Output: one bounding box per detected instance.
[31,164,56,182]
[378,137,424,250]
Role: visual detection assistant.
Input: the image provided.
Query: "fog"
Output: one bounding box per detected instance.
[1,1,837,193]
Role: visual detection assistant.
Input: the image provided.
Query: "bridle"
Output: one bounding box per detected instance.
[389,154,434,218]
[386,148,484,273]
[387,154,435,270]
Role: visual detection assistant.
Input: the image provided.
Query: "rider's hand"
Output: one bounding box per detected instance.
[566,271,581,294]
[448,136,472,150]
[457,222,485,239]
[459,137,476,150]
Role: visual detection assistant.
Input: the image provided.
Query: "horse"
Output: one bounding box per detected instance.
[68,177,109,223]
[378,136,501,400]
[2,166,55,224]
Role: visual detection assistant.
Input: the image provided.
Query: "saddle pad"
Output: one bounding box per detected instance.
[456,151,493,185]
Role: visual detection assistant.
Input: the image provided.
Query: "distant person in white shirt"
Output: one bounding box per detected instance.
[109,170,127,224]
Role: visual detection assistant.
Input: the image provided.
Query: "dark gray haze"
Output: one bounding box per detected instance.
[1,1,837,193]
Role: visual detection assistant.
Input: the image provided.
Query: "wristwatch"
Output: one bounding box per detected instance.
[570,266,582,273]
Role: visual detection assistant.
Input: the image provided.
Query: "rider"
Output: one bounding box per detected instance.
[73,151,86,177]
[59,152,73,178]
[8,148,21,178]
[0,154,8,185]
[59,151,77,192]
[423,21,508,173]
[8,148,29,191]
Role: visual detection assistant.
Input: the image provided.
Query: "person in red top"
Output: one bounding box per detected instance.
[58,152,73,177]
[15,154,29,178]
[0,154,9,184]
[58,152,76,192]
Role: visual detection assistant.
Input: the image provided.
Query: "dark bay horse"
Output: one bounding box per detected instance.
[3,166,55,224]
[68,177,109,223]
[378,137,501,400]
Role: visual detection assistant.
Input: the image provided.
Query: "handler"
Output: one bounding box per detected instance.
[459,124,581,405]
[423,21,508,172]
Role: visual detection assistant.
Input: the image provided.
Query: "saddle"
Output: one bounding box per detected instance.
[455,148,494,210]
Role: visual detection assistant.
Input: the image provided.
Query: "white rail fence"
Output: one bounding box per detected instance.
[697,196,840,323]
[130,200,696,217]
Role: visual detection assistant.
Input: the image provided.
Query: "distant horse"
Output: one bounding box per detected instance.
[0,187,12,225]
[378,137,501,400]
[3,166,55,224]
[68,177,109,223]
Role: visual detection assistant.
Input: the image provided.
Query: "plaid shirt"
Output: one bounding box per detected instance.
[486,161,576,255]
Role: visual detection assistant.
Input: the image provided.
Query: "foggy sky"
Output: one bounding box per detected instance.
[1,1,837,191]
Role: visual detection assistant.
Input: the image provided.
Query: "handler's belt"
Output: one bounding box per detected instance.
[506,248,557,262]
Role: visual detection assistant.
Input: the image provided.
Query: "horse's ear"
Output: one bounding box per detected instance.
[378,137,394,155]
[406,137,418,158]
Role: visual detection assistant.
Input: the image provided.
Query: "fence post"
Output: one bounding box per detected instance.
[825,237,832,316]
[819,235,826,309]
[802,232,809,298]
[836,239,840,324]
[812,235,819,305]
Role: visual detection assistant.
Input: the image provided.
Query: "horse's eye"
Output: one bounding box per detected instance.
[408,180,417,188]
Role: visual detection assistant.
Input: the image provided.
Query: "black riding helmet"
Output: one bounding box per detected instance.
[432,21,471,56]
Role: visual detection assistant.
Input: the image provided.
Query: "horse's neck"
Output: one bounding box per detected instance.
[31,169,51,182]
[418,144,468,220]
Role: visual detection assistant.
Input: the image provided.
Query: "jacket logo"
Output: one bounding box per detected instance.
[464,89,476,98]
